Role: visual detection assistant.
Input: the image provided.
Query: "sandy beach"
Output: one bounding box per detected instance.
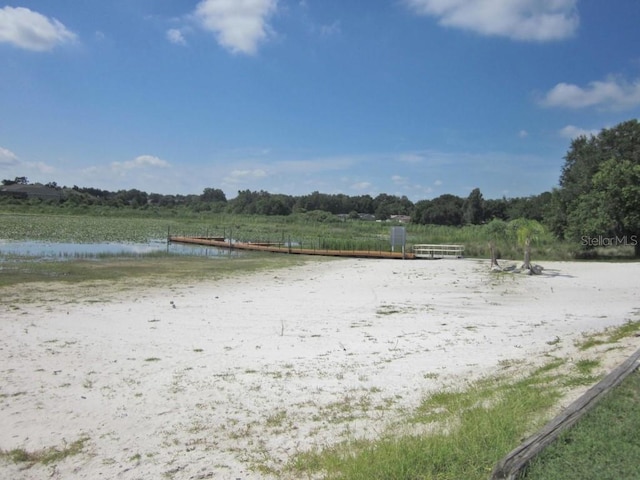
[1,257,639,479]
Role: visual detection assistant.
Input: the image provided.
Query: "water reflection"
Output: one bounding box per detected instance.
[0,240,241,260]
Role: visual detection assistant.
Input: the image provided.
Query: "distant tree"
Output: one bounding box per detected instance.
[200,187,227,203]
[3,176,28,186]
[483,198,508,221]
[413,194,463,226]
[148,193,164,206]
[229,190,258,214]
[373,194,413,218]
[352,194,375,214]
[555,119,640,256]
[503,193,552,222]
[543,189,567,237]
[566,158,640,256]
[462,188,484,225]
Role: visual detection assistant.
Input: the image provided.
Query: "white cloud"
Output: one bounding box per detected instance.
[29,161,55,175]
[224,168,268,184]
[319,20,341,37]
[275,156,356,173]
[194,0,278,55]
[112,155,170,173]
[0,146,19,166]
[518,130,529,138]
[350,181,372,191]
[540,75,640,110]
[167,28,187,46]
[396,152,425,164]
[404,0,579,42]
[392,175,407,185]
[0,6,77,51]
[559,125,600,139]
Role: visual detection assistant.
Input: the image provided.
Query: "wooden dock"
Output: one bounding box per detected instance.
[168,236,417,259]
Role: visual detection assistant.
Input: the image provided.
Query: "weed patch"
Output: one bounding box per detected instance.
[575,320,640,351]
[0,437,89,467]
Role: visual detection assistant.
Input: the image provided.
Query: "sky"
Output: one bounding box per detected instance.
[1,1,639,201]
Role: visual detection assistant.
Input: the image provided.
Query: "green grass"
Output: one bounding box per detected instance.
[284,347,640,480]
[287,361,571,480]
[575,320,640,351]
[0,437,89,467]
[521,369,640,480]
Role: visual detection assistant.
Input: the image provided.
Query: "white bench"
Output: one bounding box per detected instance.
[413,244,464,259]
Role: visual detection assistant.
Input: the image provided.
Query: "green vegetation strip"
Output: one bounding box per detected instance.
[283,322,640,480]
[0,252,309,289]
[285,357,604,480]
[0,210,593,260]
[522,369,640,480]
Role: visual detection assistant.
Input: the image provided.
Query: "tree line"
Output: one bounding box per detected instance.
[3,119,639,255]
[1,177,551,224]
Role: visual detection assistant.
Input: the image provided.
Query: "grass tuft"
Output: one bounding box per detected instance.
[576,320,640,351]
[1,437,89,467]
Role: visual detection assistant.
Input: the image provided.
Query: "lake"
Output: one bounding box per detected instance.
[0,240,242,260]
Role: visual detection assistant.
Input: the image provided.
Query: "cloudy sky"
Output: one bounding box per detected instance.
[1,1,639,200]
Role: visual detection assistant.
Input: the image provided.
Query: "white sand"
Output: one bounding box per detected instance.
[1,258,639,479]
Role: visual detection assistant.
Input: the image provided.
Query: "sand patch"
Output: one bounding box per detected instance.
[1,258,639,479]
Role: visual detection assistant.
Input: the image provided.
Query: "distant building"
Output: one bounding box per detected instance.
[0,183,63,201]
[335,213,377,221]
[390,215,411,223]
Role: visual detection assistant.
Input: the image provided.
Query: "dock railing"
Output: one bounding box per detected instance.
[413,244,464,259]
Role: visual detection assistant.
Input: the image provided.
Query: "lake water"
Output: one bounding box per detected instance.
[0,240,241,260]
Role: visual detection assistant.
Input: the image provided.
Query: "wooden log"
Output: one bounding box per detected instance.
[490,347,640,480]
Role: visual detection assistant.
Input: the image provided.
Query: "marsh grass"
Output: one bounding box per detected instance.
[0,211,585,262]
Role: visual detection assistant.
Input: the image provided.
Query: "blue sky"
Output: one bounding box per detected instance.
[1,1,639,201]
